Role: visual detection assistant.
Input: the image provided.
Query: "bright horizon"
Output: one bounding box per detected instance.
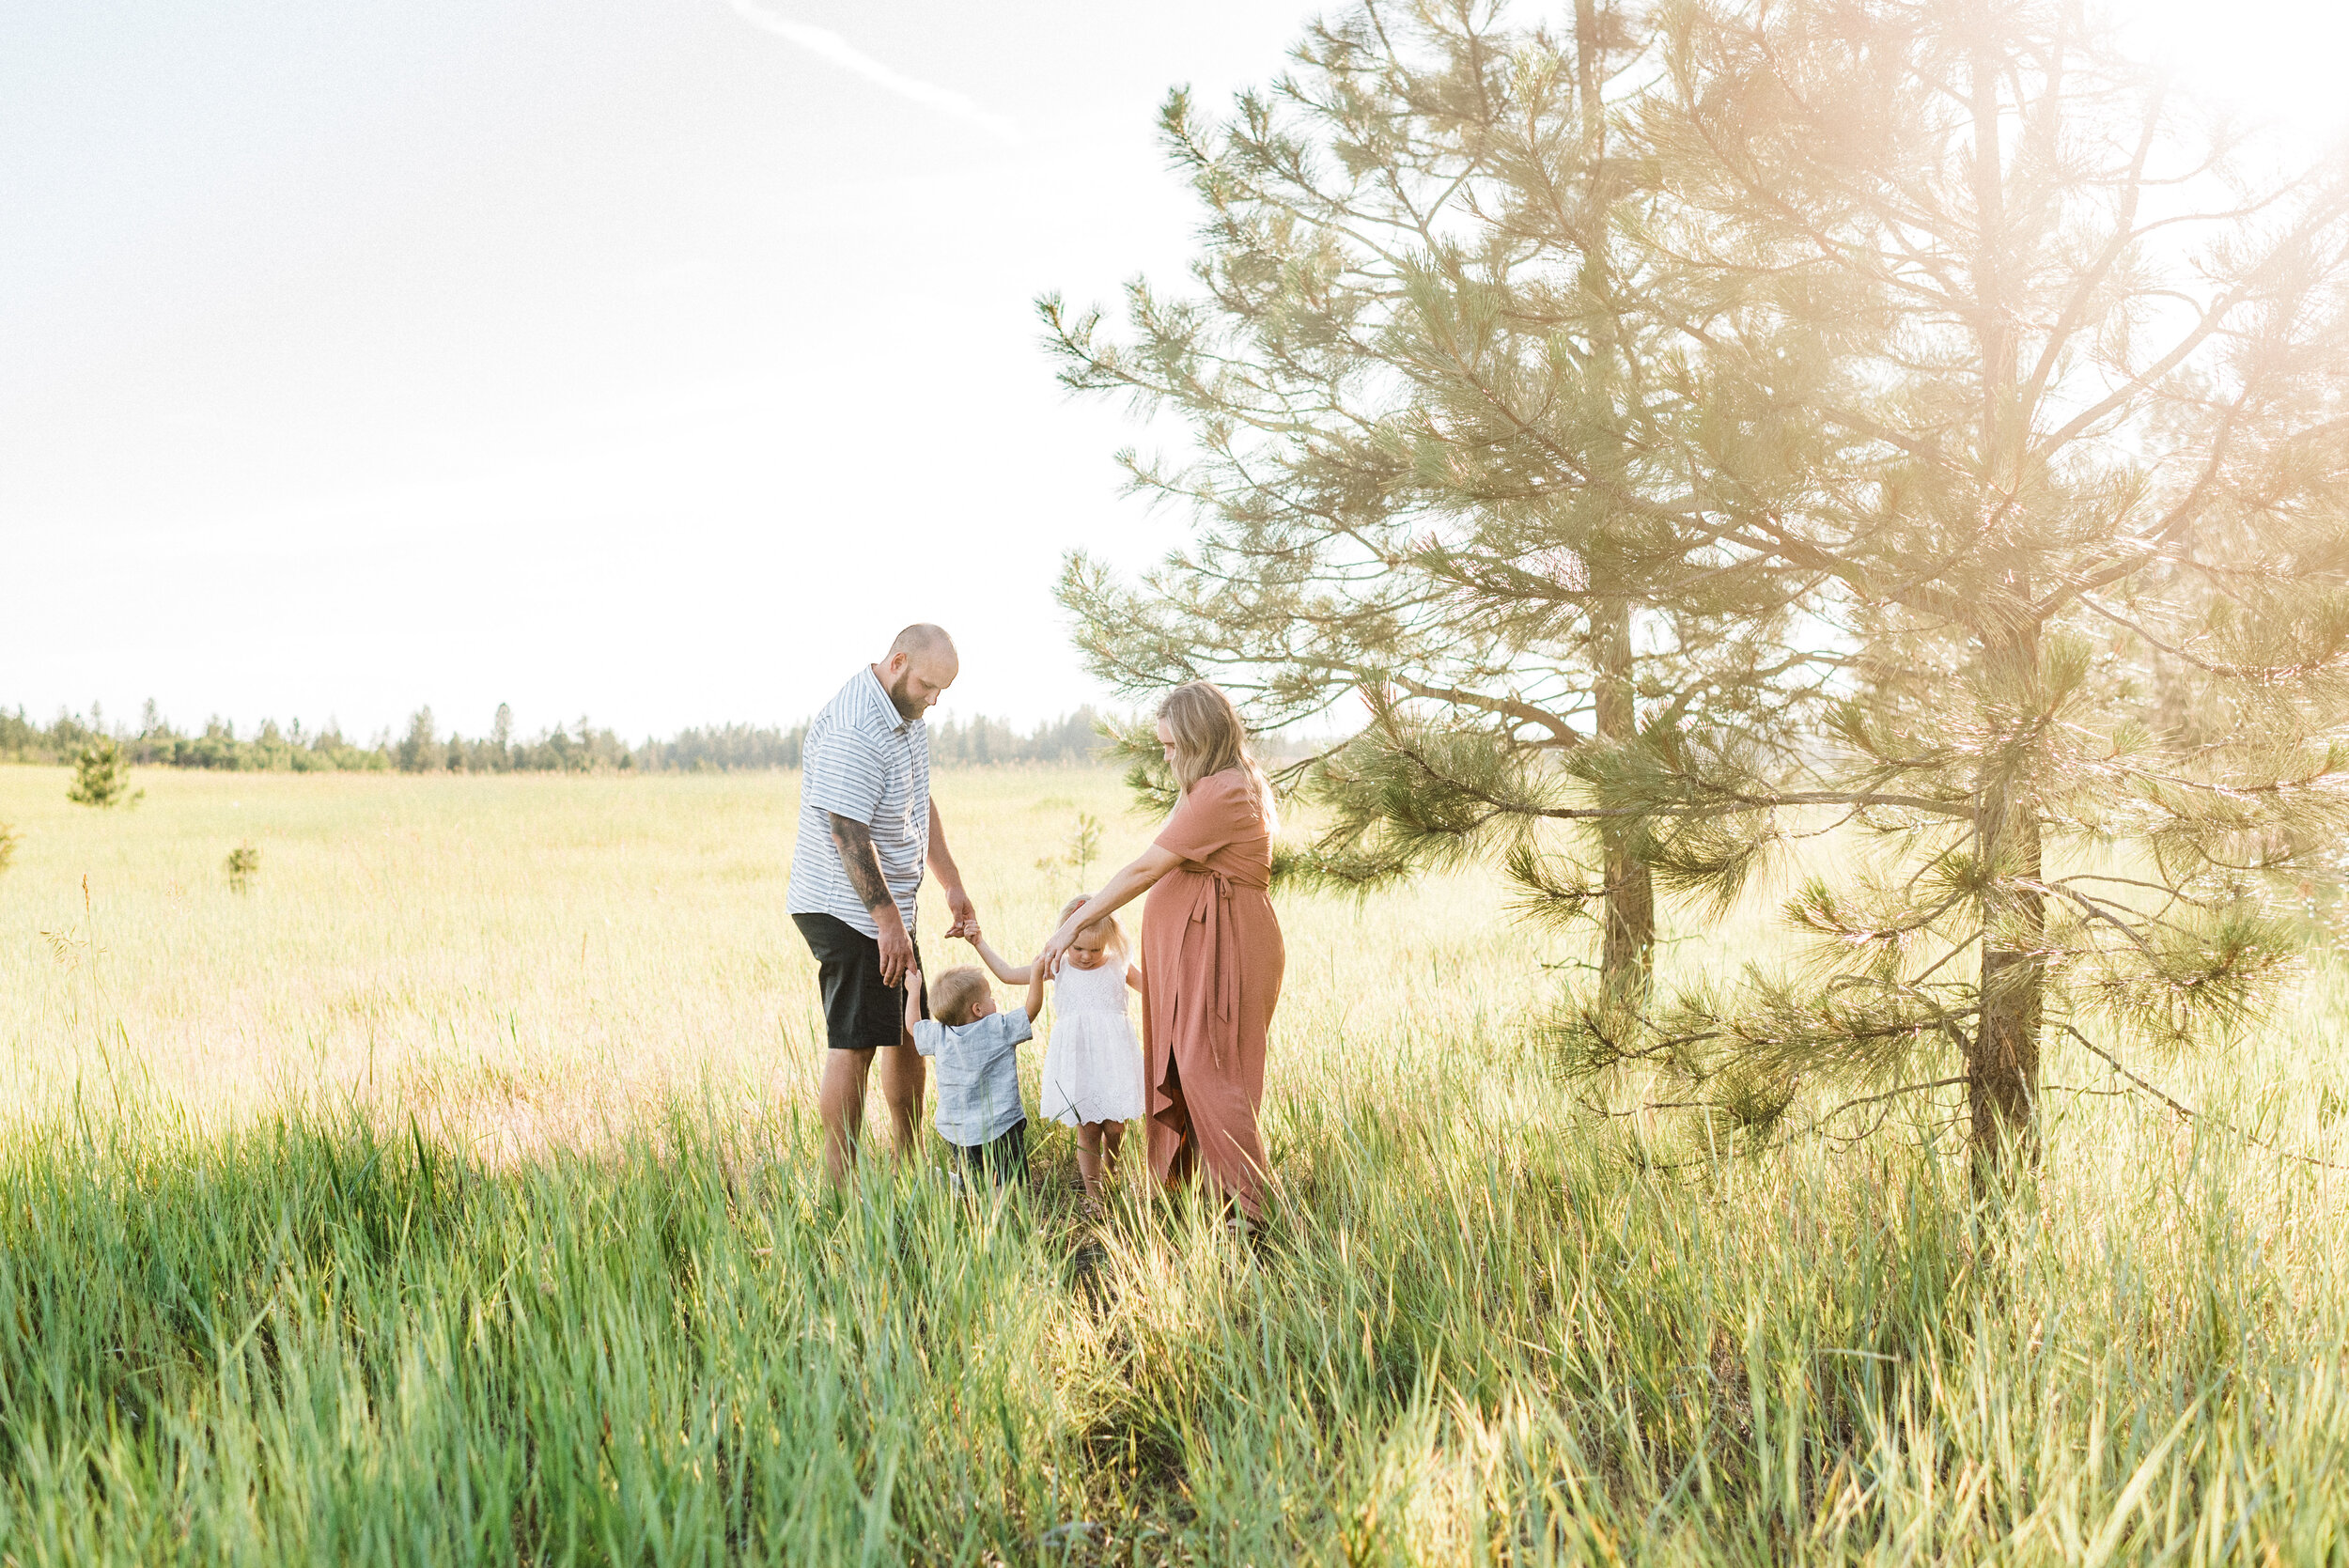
[7,0,2346,743]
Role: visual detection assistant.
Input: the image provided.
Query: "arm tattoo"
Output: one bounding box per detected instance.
[828,814,894,913]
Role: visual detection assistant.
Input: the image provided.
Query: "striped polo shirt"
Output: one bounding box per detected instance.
[787,665,931,938]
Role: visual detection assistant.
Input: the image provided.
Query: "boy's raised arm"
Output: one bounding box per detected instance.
[1023,963,1049,1023]
[903,964,925,1038]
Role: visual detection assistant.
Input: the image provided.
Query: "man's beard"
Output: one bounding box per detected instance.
[884,670,925,722]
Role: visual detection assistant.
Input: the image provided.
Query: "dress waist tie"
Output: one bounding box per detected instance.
[1182,866,1265,1069]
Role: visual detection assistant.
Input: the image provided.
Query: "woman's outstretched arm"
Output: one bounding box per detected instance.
[1036,844,1183,976]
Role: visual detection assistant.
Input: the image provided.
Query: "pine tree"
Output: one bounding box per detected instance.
[1044,0,1812,994]
[1557,0,2349,1162]
[396,707,440,774]
[67,737,142,809]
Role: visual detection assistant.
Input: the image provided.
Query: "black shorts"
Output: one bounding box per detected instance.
[793,912,927,1052]
[953,1119,1029,1189]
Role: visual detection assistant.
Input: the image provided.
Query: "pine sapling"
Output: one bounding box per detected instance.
[67,737,142,809]
[1035,813,1104,899]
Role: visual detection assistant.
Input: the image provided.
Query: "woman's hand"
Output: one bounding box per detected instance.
[1033,915,1085,981]
[1036,842,1183,978]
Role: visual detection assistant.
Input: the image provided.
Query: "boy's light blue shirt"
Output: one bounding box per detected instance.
[910,1009,1033,1146]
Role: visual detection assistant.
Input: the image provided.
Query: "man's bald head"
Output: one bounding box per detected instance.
[890,623,956,662]
[875,624,958,722]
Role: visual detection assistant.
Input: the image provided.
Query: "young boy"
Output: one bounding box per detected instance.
[904,958,1047,1188]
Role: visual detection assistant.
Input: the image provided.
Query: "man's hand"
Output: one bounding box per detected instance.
[942,884,979,940]
[830,810,915,984]
[875,908,915,989]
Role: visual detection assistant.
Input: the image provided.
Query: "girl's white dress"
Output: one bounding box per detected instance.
[1038,954,1146,1126]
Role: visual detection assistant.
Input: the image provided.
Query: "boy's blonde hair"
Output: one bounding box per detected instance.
[929,966,991,1027]
[1061,894,1128,956]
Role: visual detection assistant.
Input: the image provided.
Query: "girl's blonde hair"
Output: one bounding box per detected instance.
[1059,895,1128,957]
[1157,680,1277,831]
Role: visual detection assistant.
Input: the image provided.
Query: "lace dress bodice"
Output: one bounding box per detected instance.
[1038,951,1143,1126]
[1052,955,1129,1015]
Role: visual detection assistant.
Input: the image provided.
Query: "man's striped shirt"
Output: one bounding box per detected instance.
[787,666,930,938]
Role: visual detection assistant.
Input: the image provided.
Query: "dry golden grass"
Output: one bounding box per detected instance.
[4,763,2346,1175]
[0,765,1579,1166]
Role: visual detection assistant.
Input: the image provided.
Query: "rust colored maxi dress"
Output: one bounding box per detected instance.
[1140,768,1285,1219]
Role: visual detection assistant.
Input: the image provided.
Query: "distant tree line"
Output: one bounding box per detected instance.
[0,703,384,772]
[927,708,1104,768]
[0,701,1115,773]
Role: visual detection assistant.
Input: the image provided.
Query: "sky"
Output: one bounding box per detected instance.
[6,0,2348,744]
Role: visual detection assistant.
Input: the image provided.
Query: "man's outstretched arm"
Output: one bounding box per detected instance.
[927,799,977,938]
[830,813,913,986]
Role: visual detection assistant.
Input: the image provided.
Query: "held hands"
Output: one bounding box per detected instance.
[942,885,979,941]
[957,922,1042,986]
[957,921,1003,969]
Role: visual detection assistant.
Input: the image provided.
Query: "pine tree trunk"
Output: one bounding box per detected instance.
[1971,761,2044,1165]
[1963,9,2040,1170]
[1595,596,1655,995]
[1576,0,1655,999]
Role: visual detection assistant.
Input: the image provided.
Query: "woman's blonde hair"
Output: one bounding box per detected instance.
[1059,894,1128,957]
[1157,680,1277,829]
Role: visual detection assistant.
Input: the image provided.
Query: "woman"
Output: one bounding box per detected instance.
[1035,682,1285,1220]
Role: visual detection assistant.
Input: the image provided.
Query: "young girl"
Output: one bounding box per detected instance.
[967,896,1144,1200]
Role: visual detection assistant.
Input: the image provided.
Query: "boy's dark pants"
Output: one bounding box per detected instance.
[953,1119,1028,1188]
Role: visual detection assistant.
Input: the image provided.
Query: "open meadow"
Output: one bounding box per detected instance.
[1,764,2347,1563]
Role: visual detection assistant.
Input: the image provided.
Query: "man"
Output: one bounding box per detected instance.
[788,623,978,1186]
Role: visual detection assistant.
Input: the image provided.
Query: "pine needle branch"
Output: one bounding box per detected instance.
[2060,1023,2349,1171]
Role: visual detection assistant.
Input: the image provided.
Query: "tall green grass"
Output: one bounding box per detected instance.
[2,766,2346,1560]
[1,1091,2341,1563]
